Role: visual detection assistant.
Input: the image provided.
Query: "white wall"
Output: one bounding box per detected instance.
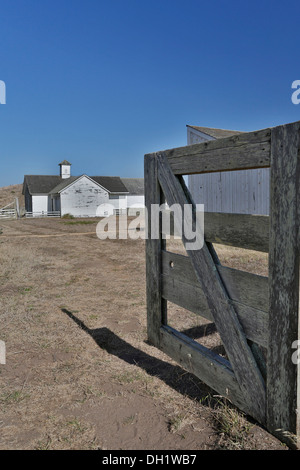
[187,129,214,145]
[60,176,129,217]
[60,176,110,217]
[126,195,145,208]
[187,128,270,215]
[108,194,127,214]
[96,195,144,217]
[32,195,49,214]
[60,164,71,179]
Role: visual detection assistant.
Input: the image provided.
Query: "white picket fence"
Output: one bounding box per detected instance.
[25,211,61,218]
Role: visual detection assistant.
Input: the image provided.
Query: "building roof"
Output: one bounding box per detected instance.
[23,174,130,196]
[48,175,129,195]
[22,175,62,195]
[186,125,244,139]
[121,178,144,195]
[49,176,78,194]
[91,176,129,194]
[59,160,71,165]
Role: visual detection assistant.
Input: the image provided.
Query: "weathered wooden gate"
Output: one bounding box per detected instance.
[144,121,300,448]
[0,200,18,219]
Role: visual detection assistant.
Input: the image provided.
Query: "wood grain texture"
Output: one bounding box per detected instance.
[145,128,271,175]
[267,122,300,442]
[156,152,266,423]
[161,256,268,347]
[204,212,269,252]
[160,325,250,415]
[162,250,268,312]
[161,210,269,252]
[144,153,165,347]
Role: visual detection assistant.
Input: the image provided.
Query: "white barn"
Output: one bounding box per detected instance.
[187,125,270,215]
[23,161,144,217]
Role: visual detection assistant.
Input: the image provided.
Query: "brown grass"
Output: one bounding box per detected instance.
[0,215,286,450]
[0,184,24,210]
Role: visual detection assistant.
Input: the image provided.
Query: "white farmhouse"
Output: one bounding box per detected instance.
[22,161,144,217]
[187,125,270,215]
[120,178,145,216]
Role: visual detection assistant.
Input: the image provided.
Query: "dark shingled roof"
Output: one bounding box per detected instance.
[22,175,62,195]
[187,125,244,139]
[49,176,78,194]
[59,160,71,165]
[121,178,144,195]
[48,175,129,195]
[91,176,128,193]
[24,174,131,196]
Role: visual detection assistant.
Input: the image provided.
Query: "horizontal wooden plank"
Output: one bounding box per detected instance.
[159,325,251,415]
[218,264,269,312]
[162,273,211,319]
[162,210,269,252]
[204,212,269,252]
[161,250,268,312]
[161,273,268,347]
[145,128,271,175]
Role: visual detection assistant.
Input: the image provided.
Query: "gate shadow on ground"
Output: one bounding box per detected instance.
[61,308,219,406]
[179,324,226,357]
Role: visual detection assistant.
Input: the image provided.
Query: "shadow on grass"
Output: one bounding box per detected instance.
[61,308,219,406]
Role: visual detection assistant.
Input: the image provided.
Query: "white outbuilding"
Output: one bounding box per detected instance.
[187,125,270,215]
[22,161,144,217]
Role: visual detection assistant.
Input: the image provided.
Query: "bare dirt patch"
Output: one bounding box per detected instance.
[0,218,286,450]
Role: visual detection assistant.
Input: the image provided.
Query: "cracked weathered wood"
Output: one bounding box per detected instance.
[161,250,268,347]
[267,122,300,447]
[145,153,166,346]
[145,128,271,175]
[161,210,269,252]
[156,151,266,423]
[160,325,251,416]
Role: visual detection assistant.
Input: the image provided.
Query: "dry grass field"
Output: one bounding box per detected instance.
[0,184,23,209]
[0,204,287,450]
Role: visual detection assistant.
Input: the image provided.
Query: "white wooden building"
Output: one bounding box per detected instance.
[120,178,145,215]
[23,161,144,217]
[187,125,270,215]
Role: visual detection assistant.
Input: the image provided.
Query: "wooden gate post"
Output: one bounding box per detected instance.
[267,122,300,448]
[145,153,166,347]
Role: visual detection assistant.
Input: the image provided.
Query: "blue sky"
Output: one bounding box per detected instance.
[0,0,300,186]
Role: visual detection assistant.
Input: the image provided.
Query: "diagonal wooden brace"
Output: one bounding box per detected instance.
[156,151,266,424]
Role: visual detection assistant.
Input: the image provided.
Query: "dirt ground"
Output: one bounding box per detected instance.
[0,215,287,450]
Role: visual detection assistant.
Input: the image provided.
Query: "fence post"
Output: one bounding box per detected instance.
[267,122,300,448]
[145,153,166,347]
[15,198,20,218]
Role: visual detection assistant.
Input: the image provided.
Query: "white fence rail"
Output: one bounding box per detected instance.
[0,209,17,219]
[0,200,19,219]
[25,211,61,218]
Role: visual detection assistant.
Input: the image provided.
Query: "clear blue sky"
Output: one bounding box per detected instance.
[0,0,300,186]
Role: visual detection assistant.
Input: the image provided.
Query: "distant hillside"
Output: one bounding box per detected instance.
[0,184,24,210]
